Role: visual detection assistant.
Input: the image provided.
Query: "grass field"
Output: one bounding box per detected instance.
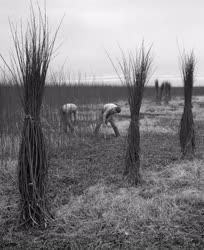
[0,84,204,249]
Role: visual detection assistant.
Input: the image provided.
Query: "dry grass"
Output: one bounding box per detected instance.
[1,140,203,249]
[56,163,204,249]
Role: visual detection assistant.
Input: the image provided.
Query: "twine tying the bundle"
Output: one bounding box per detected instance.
[25,114,33,120]
[24,114,40,122]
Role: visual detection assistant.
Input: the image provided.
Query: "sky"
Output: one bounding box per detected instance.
[0,0,204,85]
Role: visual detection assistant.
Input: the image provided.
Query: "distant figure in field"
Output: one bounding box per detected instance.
[60,103,77,133]
[94,103,121,137]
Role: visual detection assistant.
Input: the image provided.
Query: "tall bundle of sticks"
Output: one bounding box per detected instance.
[160,82,165,102]
[5,6,59,227]
[117,45,152,185]
[166,82,171,102]
[0,83,2,134]
[154,79,159,103]
[163,81,171,104]
[179,52,195,158]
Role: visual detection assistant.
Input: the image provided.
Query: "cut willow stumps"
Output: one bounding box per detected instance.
[7,6,59,227]
[115,45,152,185]
[179,52,195,159]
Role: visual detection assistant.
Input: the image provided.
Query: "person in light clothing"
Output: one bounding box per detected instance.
[94,103,121,137]
[59,103,77,133]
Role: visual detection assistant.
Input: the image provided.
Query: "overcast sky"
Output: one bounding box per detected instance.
[0,0,204,85]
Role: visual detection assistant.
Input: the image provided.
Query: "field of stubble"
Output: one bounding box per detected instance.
[0,94,204,249]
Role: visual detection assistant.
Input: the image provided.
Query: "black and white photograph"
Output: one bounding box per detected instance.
[0,0,204,249]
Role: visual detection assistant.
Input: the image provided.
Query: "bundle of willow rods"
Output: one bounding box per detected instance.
[166,82,171,102]
[160,82,165,102]
[154,79,159,103]
[0,83,2,134]
[179,52,195,158]
[162,81,171,104]
[118,45,152,185]
[7,6,59,227]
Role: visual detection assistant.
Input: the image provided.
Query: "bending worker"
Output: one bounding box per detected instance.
[60,103,77,133]
[94,103,121,137]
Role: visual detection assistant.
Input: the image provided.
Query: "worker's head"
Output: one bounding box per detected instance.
[115,106,121,113]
